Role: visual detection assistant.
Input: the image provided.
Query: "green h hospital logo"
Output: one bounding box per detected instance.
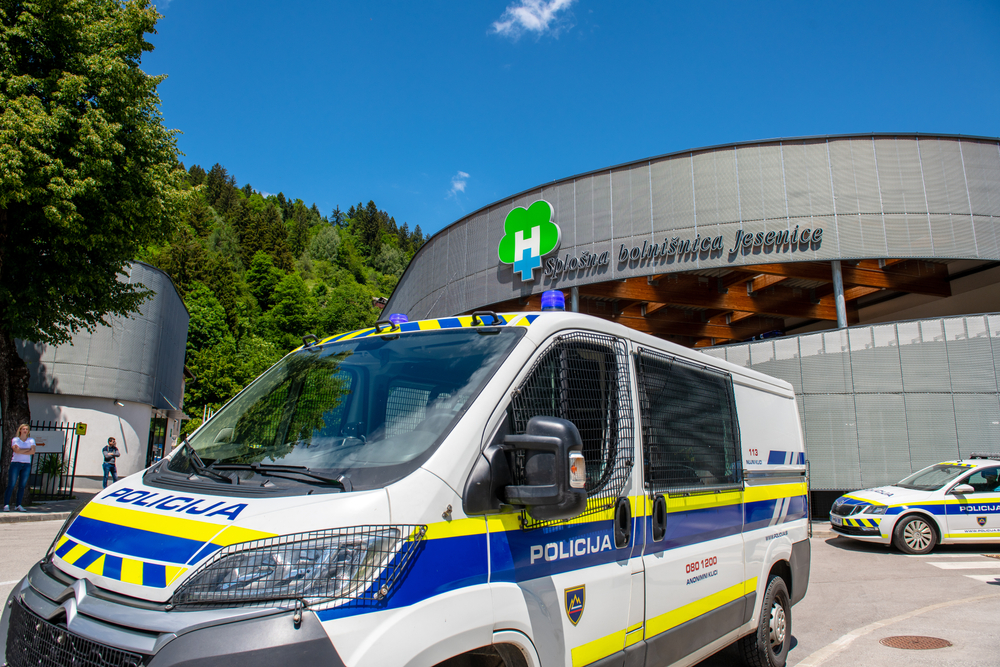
[497,200,561,282]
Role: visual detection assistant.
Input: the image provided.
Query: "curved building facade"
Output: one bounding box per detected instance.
[387,133,1000,509]
[17,262,190,478]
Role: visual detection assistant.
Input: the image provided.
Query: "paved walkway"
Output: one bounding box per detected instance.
[0,477,102,524]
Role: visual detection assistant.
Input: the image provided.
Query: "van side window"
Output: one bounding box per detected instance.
[510,332,634,526]
[635,349,741,494]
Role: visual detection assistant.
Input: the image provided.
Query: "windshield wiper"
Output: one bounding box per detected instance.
[178,438,233,484]
[211,462,348,490]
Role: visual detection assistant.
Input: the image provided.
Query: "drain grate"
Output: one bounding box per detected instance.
[879,636,952,650]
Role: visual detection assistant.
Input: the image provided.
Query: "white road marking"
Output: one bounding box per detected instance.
[926,561,1000,569]
[792,592,1000,667]
[905,553,998,558]
[964,574,1000,583]
[0,580,22,586]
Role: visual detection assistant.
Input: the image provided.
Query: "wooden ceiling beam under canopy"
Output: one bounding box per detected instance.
[747,261,951,297]
[578,275,853,322]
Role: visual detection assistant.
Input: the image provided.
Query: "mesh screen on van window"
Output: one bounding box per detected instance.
[635,349,741,495]
[384,386,430,437]
[510,332,633,528]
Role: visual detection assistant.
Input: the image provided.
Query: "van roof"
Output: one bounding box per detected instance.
[312,311,794,394]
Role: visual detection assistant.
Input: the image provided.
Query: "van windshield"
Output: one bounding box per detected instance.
[895,464,970,491]
[172,327,524,490]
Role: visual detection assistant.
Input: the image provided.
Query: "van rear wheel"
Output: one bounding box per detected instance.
[739,575,791,667]
[893,515,936,554]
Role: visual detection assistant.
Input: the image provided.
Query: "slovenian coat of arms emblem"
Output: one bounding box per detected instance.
[565,585,586,626]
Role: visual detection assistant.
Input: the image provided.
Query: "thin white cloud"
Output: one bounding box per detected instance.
[492,0,576,40]
[448,171,470,198]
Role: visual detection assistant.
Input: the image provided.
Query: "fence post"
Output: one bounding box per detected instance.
[69,424,80,498]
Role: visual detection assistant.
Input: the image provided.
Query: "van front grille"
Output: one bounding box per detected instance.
[5,597,144,667]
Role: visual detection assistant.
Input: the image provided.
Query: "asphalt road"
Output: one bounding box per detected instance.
[2,521,999,666]
[698,531,1000,667]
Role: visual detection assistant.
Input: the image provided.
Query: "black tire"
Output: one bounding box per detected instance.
[893,514,937,555]
[739,575,791,667]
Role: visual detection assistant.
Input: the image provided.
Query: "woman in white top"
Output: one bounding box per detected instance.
[4,424,35,511]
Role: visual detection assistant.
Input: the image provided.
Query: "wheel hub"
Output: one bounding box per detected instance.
[769,602,786,648]
[904,520,932,550]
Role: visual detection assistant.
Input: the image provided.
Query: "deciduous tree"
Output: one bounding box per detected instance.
[0,0,186,491]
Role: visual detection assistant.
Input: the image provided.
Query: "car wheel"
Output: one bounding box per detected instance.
[893,514,936,555]
[739,575,791,667]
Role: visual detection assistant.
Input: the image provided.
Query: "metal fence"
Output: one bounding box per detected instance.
[27,421,81,501]
[701,313,1000,491]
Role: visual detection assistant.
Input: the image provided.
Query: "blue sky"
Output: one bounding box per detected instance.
[144,1,1000,238]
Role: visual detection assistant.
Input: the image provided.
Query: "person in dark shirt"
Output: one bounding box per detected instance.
[102,437,121,488]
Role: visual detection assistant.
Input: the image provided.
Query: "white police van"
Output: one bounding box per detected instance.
[0,294,810,667]
[830,455,1000,554]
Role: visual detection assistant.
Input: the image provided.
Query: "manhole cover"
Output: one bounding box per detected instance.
[879,636,952,650]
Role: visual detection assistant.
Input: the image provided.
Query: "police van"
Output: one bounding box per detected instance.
[0,295,810,667]
[830,455,1000,555]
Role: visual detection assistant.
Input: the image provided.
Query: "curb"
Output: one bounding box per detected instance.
[0,512,71,524]
[810,521,836,539]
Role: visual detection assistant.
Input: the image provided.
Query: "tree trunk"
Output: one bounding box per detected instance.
[0,330,32,503]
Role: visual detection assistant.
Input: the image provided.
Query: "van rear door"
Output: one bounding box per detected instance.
[633,348,751,665]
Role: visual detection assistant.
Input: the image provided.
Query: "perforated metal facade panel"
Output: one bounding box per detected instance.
[387,134,1000,320]
[705,313,1000,490]
[17,263,189,410]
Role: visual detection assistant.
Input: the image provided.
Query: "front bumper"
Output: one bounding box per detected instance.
[830,513,890,542]
[0,562,345,667]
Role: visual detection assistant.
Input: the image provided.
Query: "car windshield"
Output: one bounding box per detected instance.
[169,327,524,490]
[896,464,970,491]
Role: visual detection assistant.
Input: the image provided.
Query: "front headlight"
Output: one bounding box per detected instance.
[172,525,425,609]
[861,504,888,515]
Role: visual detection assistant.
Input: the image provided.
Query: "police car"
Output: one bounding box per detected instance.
[0,294,809,667]
[830,455,1000,554]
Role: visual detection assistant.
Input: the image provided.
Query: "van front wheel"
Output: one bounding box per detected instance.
[893,515,936,554]
[739,575,791,667]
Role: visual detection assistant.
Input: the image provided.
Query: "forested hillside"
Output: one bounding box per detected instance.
[142,163,424,433]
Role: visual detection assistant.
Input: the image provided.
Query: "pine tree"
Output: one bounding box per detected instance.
[205,163,229,207]
[188,164,207,186]
[331,206,346,228]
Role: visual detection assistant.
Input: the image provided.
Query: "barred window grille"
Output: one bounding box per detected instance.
[510,332,634,528]
[635,349,741,496]
[6,598,144,667]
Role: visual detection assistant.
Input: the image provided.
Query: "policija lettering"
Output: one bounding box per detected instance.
[101,487,247,521]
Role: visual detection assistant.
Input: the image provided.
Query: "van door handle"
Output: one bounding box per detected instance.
[652,494,667,541]
[614,496,631,548]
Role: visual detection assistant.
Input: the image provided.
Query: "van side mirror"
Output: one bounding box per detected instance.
[951,483,975,495]
[503,416,588,522]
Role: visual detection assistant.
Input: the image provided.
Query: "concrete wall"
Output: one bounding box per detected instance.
[28,394,152,478]
[702,313,1000,492]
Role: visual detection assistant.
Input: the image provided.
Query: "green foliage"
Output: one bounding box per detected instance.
[372,245,408,279]
[319,279,379,336]
[184,282,227,354]
[184,334,282,414]
[0,0,188,345]
[147,157,423,426]
[245,252,284,311]
[310,225,341,263]
[258,273,317,350]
